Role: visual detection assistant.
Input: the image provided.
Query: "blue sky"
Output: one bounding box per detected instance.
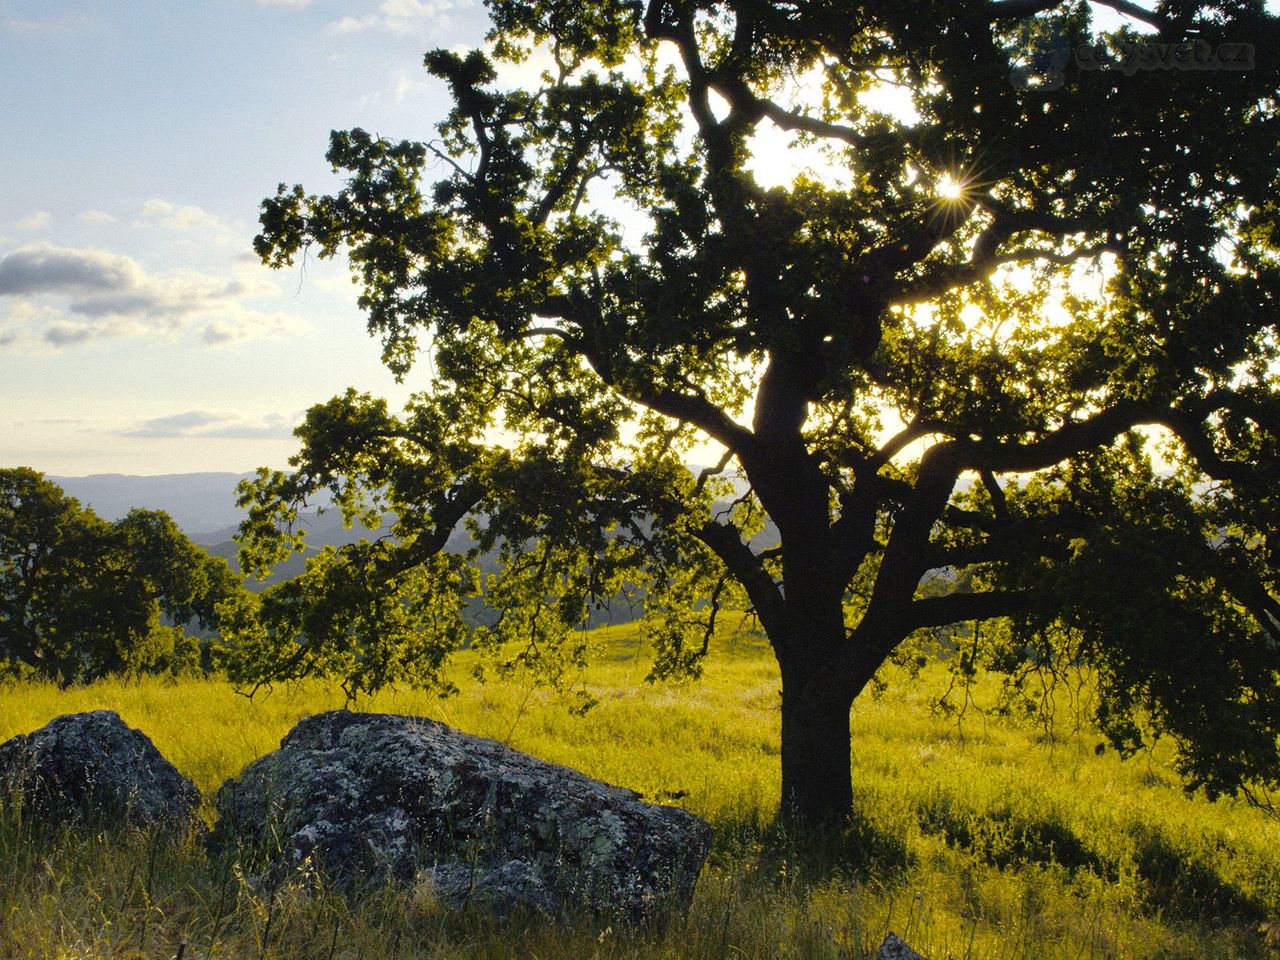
[0,0,493,474]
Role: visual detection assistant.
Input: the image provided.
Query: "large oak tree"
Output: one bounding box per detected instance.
[235,0,1280,824]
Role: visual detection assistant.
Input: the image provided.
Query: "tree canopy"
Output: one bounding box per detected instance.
[235,0,1280,823]
[0,468,243,684]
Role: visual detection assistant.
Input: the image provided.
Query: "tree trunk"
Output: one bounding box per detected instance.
[743,408,866,827]
[779,664,855,826]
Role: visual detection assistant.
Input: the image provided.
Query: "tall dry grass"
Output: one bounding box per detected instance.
[2,621,1277,958]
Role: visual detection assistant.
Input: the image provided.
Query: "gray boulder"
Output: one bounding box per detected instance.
[211,710,712,920]
[0,709,200,829]
[877,932,927,960]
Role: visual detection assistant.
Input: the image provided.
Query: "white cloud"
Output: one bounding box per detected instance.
[17,211,51,231]
[123,411,226,437]
[357,68,435,108]
[0,244,143,296]
[329,0,462,34]
[1,299,59,344]
[79,209,119,224]
[43,322,95,346]
[0,243,305,349]
[135,199,226,234]
[122,410,300,440]
[199,306,305,346]
[485,41,561,89]
[394,72,421,101]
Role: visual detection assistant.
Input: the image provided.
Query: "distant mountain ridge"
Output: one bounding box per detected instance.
[52,472,256,537]
[50,467,745,543]
[49,472,455,592]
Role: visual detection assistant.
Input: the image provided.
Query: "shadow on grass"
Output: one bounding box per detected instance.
[1131,825,1268,926]
[913,791,1269,929]
[710,803,913,892]
[917,793,1111,879]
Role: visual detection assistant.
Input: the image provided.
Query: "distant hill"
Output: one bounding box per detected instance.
[202,507,477,592]
[50,467,755,542]
[46,471,475,590]
[53,472,255,537]
[196,505,396,554]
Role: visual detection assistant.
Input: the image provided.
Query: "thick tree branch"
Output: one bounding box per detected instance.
[952,395,1270,480]
[981,469,1010,523]
[863,207,982,292]
[1093,0,1171,31]
[951,400,1160,474]
[1223,572,1280,643]
[928,516,1046,569]
[531,296,756,455]
[894,206,1120,307]
[869,443,966,606]
[627,381,755,455]
[646,1,759,204]
[693,519,786,641]
[839,390,1264,690]
[707,70,871,147]
[987,0,1169,32]
[872,416,958,467]
[908,589,1032,630]
[533,136,595,226]
[830,485,884,588]
[693,448,736,497]
[1203,388,1280,436]
[986,0,1061,18]
[833,388,1272,664]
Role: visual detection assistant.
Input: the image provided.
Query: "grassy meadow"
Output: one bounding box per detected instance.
[2,619,1278,959]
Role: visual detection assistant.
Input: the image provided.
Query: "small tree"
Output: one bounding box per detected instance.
[238,0,1280,824]
[0,468,243,683]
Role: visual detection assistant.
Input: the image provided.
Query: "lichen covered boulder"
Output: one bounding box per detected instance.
[0,709,200,829]
[211,710,712,920]
[877,932,927,960]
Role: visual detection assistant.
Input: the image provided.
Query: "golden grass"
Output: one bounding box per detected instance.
[2,621,1278,959]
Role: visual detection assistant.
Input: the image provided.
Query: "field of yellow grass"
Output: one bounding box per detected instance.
[2,620,1278,959]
